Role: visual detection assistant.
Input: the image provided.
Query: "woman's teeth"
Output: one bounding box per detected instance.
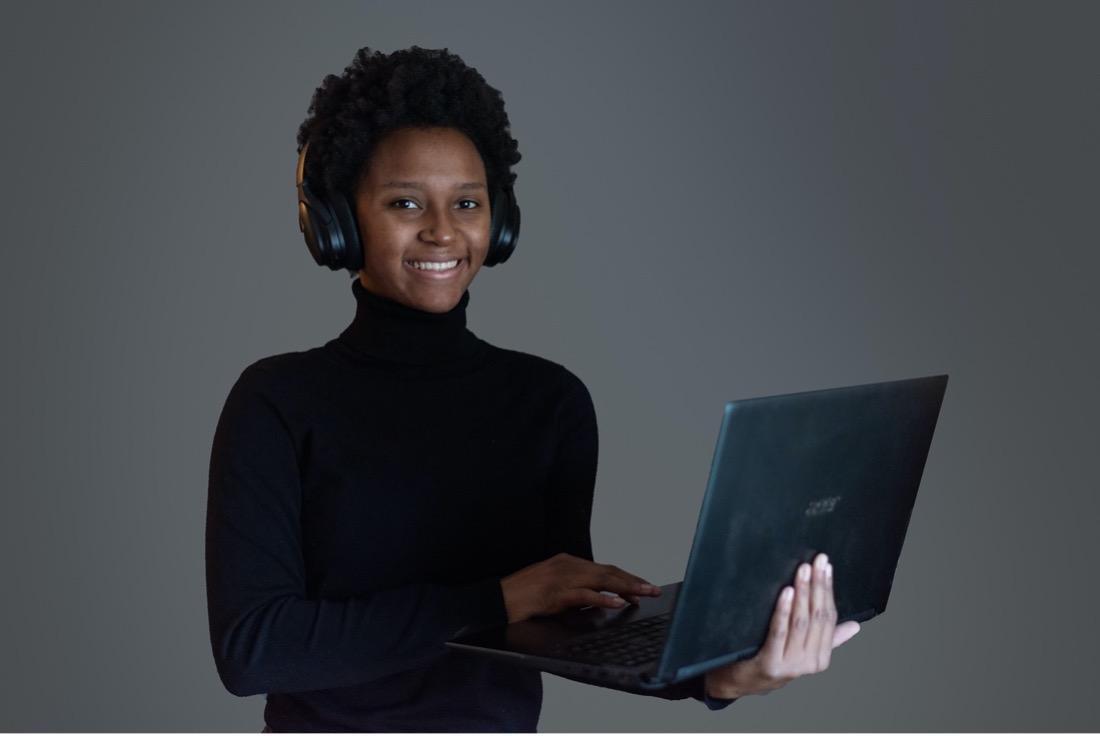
[407,259,460,271]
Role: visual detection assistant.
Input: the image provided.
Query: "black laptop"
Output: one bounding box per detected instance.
[447,374,949,692]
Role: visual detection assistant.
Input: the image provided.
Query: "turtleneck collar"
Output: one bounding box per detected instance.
[332,278,483,366]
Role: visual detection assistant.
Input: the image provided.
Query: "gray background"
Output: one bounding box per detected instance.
[2,0,1097,731]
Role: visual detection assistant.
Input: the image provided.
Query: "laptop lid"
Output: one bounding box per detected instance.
[649,374,948,685]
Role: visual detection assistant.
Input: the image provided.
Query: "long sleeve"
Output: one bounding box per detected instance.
[204,365,508,697]
[542,370,737,711]
[542,369,598,560]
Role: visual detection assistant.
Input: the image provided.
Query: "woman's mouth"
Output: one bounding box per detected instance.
[404,258,465,280]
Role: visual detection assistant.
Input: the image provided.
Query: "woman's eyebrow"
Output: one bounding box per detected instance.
[381,180,486,190]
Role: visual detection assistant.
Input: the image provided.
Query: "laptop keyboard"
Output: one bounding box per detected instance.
[555,612,671,667]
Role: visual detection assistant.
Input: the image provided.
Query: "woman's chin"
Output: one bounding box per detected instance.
[402,287,465,313]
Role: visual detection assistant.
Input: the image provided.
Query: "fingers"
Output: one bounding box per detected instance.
[785,561,812,659]
[816,558,836,670]
[554,556,660,609]
[602,563,661,596]
[803,553,830,667]
[832,620,861,648]
[563,587,630,610]
[760,584,794,673]
[580,561,660,604]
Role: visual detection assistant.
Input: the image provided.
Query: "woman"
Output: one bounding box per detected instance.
[205,45,859,733]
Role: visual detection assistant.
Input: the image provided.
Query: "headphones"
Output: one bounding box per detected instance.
[296,139,520,276]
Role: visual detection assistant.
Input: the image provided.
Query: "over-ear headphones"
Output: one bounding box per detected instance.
[295,139,520,276]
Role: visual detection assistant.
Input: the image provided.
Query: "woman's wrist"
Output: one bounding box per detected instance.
[499,577,526,624]
[704,674,742,700]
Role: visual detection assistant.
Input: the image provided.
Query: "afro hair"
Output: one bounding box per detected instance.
[296,45,522,204]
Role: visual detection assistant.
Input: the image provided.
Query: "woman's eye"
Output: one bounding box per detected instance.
[390,198,480,209]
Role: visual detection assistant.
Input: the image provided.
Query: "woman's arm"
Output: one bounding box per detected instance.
[541,368,598,561]
[205,363,507,697]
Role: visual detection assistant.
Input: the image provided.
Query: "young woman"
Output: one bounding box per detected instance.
[205,45,858,733]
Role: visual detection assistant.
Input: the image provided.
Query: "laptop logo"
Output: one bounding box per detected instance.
[805,495,841,517]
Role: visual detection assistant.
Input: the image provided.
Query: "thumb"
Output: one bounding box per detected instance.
[832,620,861,648]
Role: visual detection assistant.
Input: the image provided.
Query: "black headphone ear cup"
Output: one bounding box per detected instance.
[485,185,520,267]
[296,141,361,273]
[329,191,363,272]
[298,180,342,269]
[298,198,324,266]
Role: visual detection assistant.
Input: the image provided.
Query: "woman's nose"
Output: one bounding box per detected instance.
[422,206,457,243]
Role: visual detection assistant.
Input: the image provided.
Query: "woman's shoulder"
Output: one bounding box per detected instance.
[227,346,330,395]
[482,342,574,375]
[480,342,592,399]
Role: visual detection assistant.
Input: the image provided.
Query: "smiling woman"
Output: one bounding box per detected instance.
[205,45,735,734]
[351,125,490,314]
[294,46,522,290]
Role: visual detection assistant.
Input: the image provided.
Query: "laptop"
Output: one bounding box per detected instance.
[447,374,949,692]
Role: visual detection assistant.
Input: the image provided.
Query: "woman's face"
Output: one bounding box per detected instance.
[353,125,492,313]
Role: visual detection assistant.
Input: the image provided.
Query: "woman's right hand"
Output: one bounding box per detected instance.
[499,552,662,624]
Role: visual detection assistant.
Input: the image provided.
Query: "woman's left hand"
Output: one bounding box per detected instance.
[703,552,862,700]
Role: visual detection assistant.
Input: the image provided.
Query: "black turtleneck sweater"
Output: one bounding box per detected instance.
[205,279,735,732]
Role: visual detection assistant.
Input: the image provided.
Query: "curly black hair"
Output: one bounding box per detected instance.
[296,45,521,203]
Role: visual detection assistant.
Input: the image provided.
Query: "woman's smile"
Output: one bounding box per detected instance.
[403,257,467,280]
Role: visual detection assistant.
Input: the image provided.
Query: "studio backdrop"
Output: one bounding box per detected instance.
[1,0,1097,731]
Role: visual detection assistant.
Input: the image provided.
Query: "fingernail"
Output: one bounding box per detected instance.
[826,563,833,579]
[800,564,811,581]
[611,597,626,606]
